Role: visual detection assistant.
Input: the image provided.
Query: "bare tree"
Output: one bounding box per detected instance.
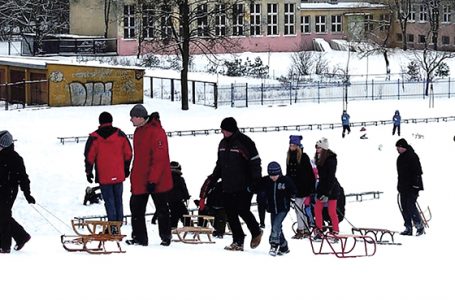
[126,0,241,110]
[391,0,414,51]
[0,0,69,55]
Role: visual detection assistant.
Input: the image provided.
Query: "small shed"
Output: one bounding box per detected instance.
[0,56,144,107]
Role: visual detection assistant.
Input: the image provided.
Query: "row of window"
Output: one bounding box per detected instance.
[404,4,452,23]
[396,33,455,46]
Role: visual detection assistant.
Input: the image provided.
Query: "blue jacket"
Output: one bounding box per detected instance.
[341,112,350,126]
[393,111,401,125]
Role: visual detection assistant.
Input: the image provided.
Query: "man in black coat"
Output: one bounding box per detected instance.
[396,138,425,236]
[0,130,36,253]
[202,117,263,251]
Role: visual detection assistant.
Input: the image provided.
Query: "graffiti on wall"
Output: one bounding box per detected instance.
[69,81,113,106]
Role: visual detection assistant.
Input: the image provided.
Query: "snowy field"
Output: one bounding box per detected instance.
[1,50,455,300]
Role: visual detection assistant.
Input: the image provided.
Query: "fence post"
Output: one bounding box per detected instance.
[449,78,451,99]
[317,82,320,104]
[289,82,292,105]
[150,77,153,99]
[397,78,400,100]
[371,79,374,100]
[192,81,196,104]
[230,83,234,107]
[245,83,248,107]
[170,79,174,102]
[214,83,218,109]
[261,83,264,105]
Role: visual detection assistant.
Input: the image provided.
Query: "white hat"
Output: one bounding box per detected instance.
[316,137,329,150]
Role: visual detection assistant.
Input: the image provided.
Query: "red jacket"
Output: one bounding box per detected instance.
[130,118,173,195]
[84,124,132,185]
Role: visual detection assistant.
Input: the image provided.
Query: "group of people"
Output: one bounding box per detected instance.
[0,105,424,254]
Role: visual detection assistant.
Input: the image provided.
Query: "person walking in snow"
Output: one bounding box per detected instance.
[201,117,263,251]
[392,110,401,136]
[257,162,296,256]
[313,137,341,239]
[168,161,190,228]
[285,135,315,239]
[128,104,173,246]
[395,138,425,236]
[84,112,132,231]
[0,130,35,253]
[341,110,351,138]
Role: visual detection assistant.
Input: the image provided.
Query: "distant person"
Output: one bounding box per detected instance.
[84,112,132,232]
[313,137,341,239]
[168,161,190,228]
[395,138,425,236]
[0,130,35,253]
[392,110,401,136]
[257,162,296,256]
[202,117,263,251]
[285,135,315,239]
[341,110,351,138]
[128,104,173,246]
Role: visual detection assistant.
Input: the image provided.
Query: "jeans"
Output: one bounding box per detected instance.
[269,211,288,249]
[400,192,423,230]
[100,183,124,222]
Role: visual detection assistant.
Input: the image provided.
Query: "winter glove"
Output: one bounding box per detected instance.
[320,195,329,203]
[86,172,94,183]
[199,198,205,211]
[124,168,130,178]
[25,193,36,204]
[147,183,156,194]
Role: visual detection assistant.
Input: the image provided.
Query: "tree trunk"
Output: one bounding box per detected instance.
[181,40,189,110]
[383,50,391,80]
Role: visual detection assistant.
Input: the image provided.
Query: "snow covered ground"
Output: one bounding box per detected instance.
[1,50,455,300]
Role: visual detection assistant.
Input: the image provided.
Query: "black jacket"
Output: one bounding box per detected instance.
[0,145,31,212]
[286,150,316,197]
[397,145,424,194]
[316,150,341,200]
[257,175,296,214]
[211,130,261,193]
[168,170,191,203]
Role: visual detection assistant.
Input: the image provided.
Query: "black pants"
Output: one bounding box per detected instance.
[399,192,423,230]
[169,200,188,228]
[223,191,261,245]
[256,192,267,226]
[342,125,351,137]
[393,125,401,136]
[0,217,30,251]
[130,192,172,244]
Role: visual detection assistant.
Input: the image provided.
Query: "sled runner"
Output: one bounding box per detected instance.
[351,227,401,245]
[61,219,126,254]
[172,214,215,244]
[309,231,377,258]
[397,194,432,228]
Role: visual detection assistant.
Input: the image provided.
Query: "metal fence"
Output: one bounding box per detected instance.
[148,76,455,108]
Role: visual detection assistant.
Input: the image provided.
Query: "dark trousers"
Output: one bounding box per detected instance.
[393,125,401,136]
[0,217,29,251]
[400,192,423,230]
[130,193,172,244]
[223,191,261,245]
[342,125,351,137]
[169,200,188,228]
[100,183,124,222]
[256,193,267,226]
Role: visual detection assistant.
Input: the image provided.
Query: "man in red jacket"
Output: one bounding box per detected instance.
[127,104,173,246]
[84,112,132,231]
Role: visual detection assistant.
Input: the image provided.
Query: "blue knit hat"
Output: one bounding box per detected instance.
[289,135,303,147]
[267,161,282,176]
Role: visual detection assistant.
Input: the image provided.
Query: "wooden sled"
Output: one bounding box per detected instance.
[351,227,401,245]
[172,215,215,244]
[309,231,377,258]
[61,220,126,254]
[416,202,432,228]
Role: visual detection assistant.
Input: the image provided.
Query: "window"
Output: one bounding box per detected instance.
[379,14,390,32]
[215,4,226,36]
[407,34,414,43]
[409,6,416,22]
[396,33,402,42]
[142,4,155,38]
[442,5,451,23]
[123,5,135,38]
[331,15,342,32]
[250,3,261,36]
[233,4,244,36]
[364,15,373,32]
[284,3,295,35]
[315,15,326,33]
[197,4,208,37]
[442,36,450,45]
[160,5,172,39]
[301,15,310,33]
[267,3,278,35]
[419,5,427,22]
[418,34,426,44]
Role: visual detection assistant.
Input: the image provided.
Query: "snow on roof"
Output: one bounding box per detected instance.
[300,2,386,10]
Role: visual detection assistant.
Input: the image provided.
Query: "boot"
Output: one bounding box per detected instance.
[416,227,425,236]
[291,229,304,239]
[400,228,412,236]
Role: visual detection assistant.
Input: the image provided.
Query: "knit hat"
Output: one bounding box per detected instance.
[316,137,329,150]
[267,161,282,176]
[0,130,13,148]
[289,135,303,147]
[130,104,148,118]
[395,138,409,149]
[170,161,181,172]
[220,117,238,133]
[99,111,113,124]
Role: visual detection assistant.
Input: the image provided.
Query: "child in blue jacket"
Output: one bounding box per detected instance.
[257,161,297,256]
